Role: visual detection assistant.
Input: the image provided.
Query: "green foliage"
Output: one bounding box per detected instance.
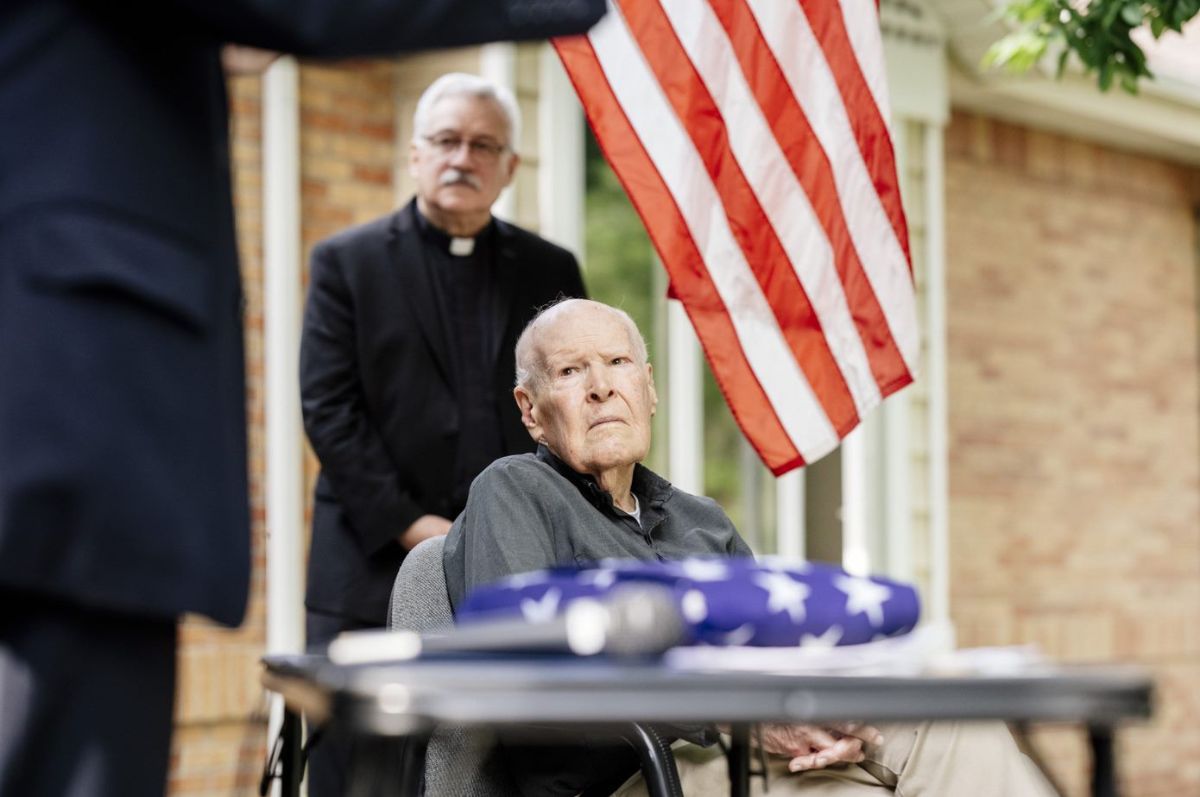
[702,368,747,520]
[582,133,656,334]
[984,0,1199,93]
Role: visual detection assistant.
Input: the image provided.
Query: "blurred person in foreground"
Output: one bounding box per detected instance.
[444,298,1056,797]
[0,3,603,796]
[299,71,586,794]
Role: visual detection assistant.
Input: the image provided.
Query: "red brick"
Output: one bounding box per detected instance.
[947,111,1200,797]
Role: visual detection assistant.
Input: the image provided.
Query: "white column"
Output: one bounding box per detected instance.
[737,438,762,552]
[925,124,950,629]
[840,428,869,576]
[882,393,912,581]
[775,469,806,560]
[262,56,306,776]
[667,300,703,495]
[480,43,517,221]
[882,120,912,584]
[537,44,585,258]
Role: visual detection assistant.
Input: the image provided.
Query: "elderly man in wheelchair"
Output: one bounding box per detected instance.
[425,298,1056,797]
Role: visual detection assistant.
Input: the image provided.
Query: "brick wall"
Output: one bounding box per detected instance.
[945,110,1200,796]
[299,60,400,248]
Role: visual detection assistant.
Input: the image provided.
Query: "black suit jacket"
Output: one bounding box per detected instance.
[0,0,604,627]
[301,201,586,624]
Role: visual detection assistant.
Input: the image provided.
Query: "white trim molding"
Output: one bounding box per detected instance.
[537,44,586,259]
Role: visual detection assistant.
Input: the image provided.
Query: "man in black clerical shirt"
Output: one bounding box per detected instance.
[298,72,586,796]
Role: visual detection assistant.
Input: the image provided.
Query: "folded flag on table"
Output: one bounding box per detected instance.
[458,557,919,647]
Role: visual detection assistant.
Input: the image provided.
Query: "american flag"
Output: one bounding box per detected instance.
[459,557,921,647]
[554,0,918,474]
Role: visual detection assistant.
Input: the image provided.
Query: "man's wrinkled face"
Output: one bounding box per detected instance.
[516,306,657,479]
[409,94,517,221]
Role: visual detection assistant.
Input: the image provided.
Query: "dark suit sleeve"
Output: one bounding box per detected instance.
[300,241,424,555]
[77,0,605,58]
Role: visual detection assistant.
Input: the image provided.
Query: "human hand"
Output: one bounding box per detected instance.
[399,514,453,550]
[221,44,281,75]
[757,722,884,773]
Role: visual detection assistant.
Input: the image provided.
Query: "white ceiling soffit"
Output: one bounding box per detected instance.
[923,0,1200,165]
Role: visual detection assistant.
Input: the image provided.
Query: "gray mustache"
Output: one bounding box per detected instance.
[439,169,481,190]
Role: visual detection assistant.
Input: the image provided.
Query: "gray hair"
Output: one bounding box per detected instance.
[412,72,521,153]
[515,299,650,394]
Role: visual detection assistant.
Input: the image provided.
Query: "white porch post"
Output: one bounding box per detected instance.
[480,43,517,221]
[879,0,951,637]
[925,124,950,628]
[537,44,585,257]
[882,118,913,585]
[840,428,870,576]
[667,300,703,495]
[262,56,306,779]
[775,469,806,559]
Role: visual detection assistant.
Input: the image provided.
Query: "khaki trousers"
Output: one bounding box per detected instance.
[612,722,1058,797]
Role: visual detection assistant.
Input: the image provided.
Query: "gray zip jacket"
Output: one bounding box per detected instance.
[444,445,752,611]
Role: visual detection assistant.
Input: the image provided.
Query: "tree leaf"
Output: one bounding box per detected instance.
[983,30,1048,70]
[987,0,1198,93]
[1103,1,1125,27]
[1120,3,1144,25]
[1056,47,1071,77]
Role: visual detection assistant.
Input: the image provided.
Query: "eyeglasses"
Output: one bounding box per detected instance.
[422,134,509,161]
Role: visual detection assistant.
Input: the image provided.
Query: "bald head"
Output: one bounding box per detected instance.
[514,299,648,395]
[512,299,657,487]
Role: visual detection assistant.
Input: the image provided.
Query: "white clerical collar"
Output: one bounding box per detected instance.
[449,236,475,257]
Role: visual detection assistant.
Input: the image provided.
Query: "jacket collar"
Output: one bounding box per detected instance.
[535,445,674,515]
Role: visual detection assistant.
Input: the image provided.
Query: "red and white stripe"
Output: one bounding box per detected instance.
[555,0,918,474]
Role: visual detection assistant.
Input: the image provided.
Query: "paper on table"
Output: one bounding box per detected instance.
[328,629,422,665]
[665,625,1045,677]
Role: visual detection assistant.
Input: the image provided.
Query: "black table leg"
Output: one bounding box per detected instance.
[398,735,429,796]
[1088,724,1117,797]
[280,709,303,797]
[727,724,751,797]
